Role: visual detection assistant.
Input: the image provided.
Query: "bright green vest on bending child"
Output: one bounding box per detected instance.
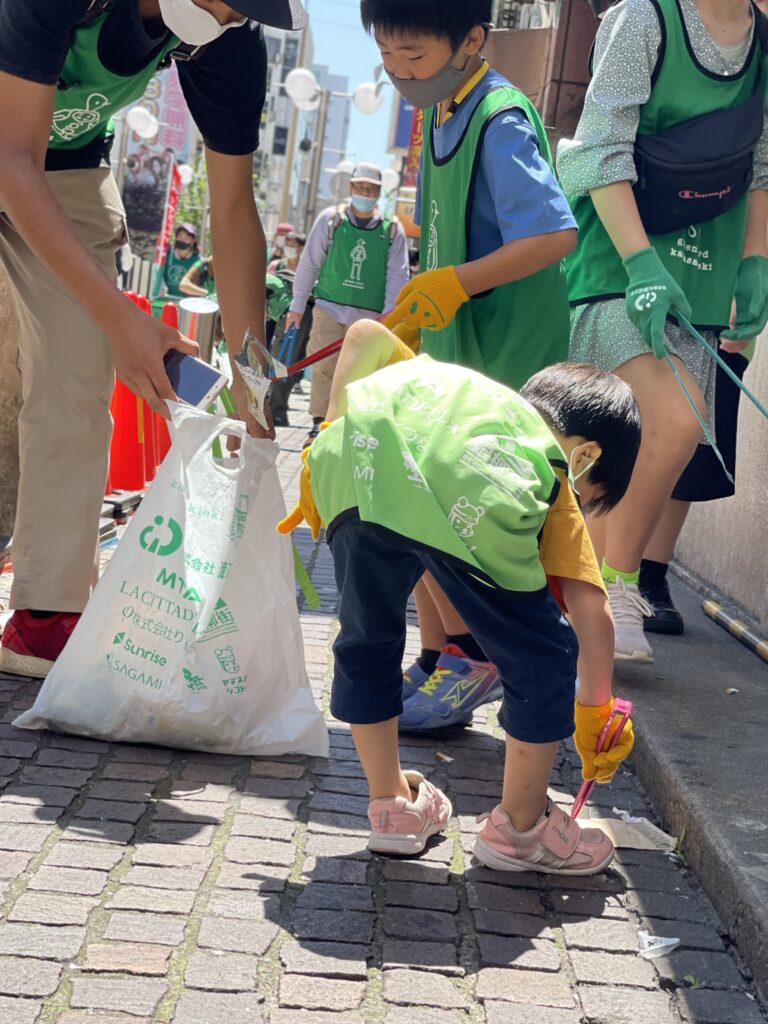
[566,0,766,330]
[50,9,178,152]
[419,87,570,390]
[315,210,391,312]
[308,355,568,593]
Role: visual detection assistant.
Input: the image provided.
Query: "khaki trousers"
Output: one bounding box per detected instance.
[0,168,126,612]
[306,305,347,419]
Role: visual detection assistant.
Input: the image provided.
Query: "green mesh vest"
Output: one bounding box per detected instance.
[308,355,567,592]
[50,7,177,152]
[566,0,767,330]
[419,86,570,390]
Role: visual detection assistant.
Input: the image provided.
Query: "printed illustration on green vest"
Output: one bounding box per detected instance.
[139,516,184,557]
[194,598,237,642]
[50,92,109,144]
[349,240,368,285]
[426,200,440,271]
[448,497,485,538]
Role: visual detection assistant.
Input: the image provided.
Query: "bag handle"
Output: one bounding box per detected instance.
[167,401,246,466]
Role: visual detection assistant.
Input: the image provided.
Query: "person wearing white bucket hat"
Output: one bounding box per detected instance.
[0,0,306,679]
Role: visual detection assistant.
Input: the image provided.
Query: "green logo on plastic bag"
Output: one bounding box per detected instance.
[140,516,183,557]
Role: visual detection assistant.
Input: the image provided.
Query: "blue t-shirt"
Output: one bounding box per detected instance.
[416,69,576,260]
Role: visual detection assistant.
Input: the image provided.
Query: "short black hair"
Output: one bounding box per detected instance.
[521,362,641,516]
[360,0,492,50]
[287,232,306,246]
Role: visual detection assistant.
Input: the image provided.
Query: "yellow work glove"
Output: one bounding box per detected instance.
[391,320,421,354]
[277,425,328,540]
[573,698,635,783]
[386,266,469,333]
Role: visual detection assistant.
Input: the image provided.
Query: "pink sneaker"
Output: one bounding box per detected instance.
[474,801,614,876]
[367,770,452,855]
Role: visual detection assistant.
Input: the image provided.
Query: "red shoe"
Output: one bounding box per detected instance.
[0,610,80,679]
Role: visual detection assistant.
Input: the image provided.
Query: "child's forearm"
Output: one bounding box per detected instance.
[325,320,398,421]
[590,181,650,259]
[558,578,613,708]
[455,229,576,296]
[742,189,768,258]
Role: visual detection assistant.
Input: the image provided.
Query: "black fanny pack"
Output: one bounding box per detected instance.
[633,77,764,234]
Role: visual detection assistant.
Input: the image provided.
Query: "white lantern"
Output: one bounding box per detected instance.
[293,93,321,112]
[337,160,355,177]
[126,105,158,140]
[177,164,194,186]
[381,168,400,194]
[353,82,384,115]
[285,67,319,103]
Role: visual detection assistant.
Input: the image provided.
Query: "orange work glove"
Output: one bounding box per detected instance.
[573,698,635,783]
[277,424,329,540]
[385,266,469,333]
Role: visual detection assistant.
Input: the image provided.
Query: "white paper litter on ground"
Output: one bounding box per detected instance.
[589,817,677,852]
[638,930,681,959]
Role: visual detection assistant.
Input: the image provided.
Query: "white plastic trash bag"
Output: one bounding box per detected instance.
[15,404,328,757]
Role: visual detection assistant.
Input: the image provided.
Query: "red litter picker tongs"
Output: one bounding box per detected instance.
[570,697,633,820]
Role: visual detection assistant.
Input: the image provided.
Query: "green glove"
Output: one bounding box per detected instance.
[721,255,768,341]
[623,247,692,359]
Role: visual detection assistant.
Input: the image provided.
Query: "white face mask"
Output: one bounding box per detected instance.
[284,246,299,259]
[158,0,246,46]
[569,454,596,494]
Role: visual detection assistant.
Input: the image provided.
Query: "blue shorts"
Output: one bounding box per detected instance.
[328,516,578,744]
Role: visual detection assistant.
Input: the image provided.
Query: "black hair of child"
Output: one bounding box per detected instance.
[521,362,642,517]
[360,0,492,51]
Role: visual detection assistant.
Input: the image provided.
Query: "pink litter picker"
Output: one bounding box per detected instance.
[571,698,633,820]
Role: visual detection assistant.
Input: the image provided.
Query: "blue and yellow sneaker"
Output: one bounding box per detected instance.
[398,645,502,732]
[402,661,430,700]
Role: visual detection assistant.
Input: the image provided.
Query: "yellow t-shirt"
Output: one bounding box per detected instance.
[540,467,605,608]
[384,335,418,367]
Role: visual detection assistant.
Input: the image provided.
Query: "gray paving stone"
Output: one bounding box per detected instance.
[485,1004,582,1024]
[152,799,226,822]
[8,892,97,926]
[144,822,215,846]
[248,759,306,779]
[77,799,146,824]
[578,986,678,1024]
[105,886,196,915]
[88,781,155,803]
[206,889,278,921]
[677,988,766,1024]
[0,956,62,997]
[110,746,173,765]
[561,916,639,952]
[549,889,628,919]
[474,910,553,940]
[245,777,312,799]
[381,860,450,885]
[180,763,238,784]
[0,851,32,877]
[279,941,368,979]
[197,916,279,956]
[69,977,166,1016]
[279,975,365,1012]
[627,890,717,926]
[104,912,187,946]
[569,948,660,988]
[467,881,544,916]
[270,1015,363,1024]
[60,820,135,845]
[169,782,234,804]
[384,881,458,913]
[476,967,576,1006]
[27,866,109,896]
[238,795,300,819]
[131,844,214,869]
[19,766,91,788]
[120,865,206,890]
[308,791,370,816]
[0,758,21,775]
[35,749,99,769]
[304,834,369,860]
[0,923,84,960]
[185,951,258,992]
[224,837,296,867]
[293,909,375,944]
[654,950,746,990]
[382,968,468,1009]
[296,882,374,913]
[0,996,42,1024]
[229,814,296,840]
[382,940,462,975]
[383,907,458,943]
[49,736,110,754]
[477,935,560,971]
[639,918,725,952]
[301,857,368,886]
[215,862,289,893]
[0,740,37,759]
[81,942,171,976]
[172,990,264,1024]
[306,812,369,836]
[101,763,169,783]
[385,1011,465,1024]
[0,801,64,823]
[43,842,124,871]
[0,825,52,852]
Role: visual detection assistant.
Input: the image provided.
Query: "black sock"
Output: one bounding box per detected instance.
[28,610,56,619]
[446,633,487,662]
[416,648,440,675]
[640,559,669,585]
[312,417,324,426]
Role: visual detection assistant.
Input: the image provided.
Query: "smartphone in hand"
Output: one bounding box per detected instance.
[163,350,228,409]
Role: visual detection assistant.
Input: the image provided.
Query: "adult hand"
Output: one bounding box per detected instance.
[622,247,691,359]
[284,310,304,335]
[721,255,768,342]
[110,303,198,417]
[229,373,276,441]
[573,698,635,783]
[385,266,469,333]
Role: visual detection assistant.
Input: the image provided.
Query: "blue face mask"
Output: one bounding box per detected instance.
[350,194,378,213]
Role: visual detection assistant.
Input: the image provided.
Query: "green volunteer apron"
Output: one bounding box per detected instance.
[163,250,199,298]
[315,211,391,311]
[419,88,570,390]
[566,0,766,330]
[308,355,567,592]
[50,8,177,151]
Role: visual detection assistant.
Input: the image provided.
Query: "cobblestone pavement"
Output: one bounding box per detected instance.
[0,395,765,1024]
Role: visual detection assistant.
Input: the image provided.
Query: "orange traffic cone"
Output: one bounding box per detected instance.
[109,380,145,490]
[161,302,178,329]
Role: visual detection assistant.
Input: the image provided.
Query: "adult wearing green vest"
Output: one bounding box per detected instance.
[158,222,199,299]
[285,163,409,447]
[180,254,215,297]
[557,0,768,664]
[0,0,307,679]
[359,0,578,731]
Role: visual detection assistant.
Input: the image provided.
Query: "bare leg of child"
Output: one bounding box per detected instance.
[351,718,411,801]
[422,572,471,635]
[326,320,399,421]
[414,577,447,651]
[501,736,559,832]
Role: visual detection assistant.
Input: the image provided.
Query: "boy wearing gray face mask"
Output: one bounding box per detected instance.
[359,0,581,731]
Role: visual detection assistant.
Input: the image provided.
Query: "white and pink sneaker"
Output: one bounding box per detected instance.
[367,770,452,855]
[474,801,614,876]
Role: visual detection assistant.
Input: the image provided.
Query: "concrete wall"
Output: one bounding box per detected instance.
[0,261,20,539]
[676,340,768,632]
